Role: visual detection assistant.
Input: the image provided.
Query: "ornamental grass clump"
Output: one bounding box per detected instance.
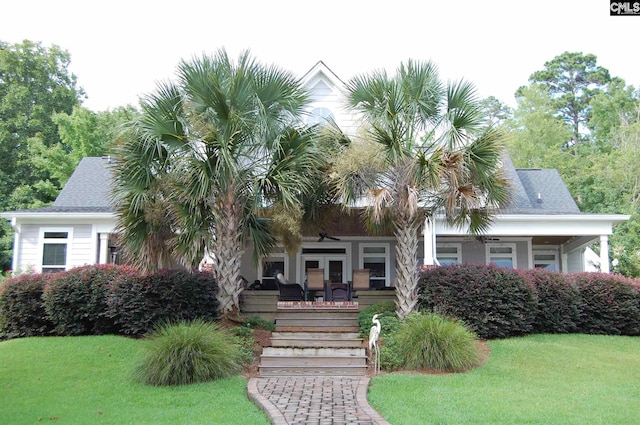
[396,312,480,372]
[134,319,244,386]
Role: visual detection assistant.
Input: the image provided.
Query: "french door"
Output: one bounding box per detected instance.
[300,255,348,284]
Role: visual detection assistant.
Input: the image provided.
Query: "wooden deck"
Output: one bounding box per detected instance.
[239,289,396,321]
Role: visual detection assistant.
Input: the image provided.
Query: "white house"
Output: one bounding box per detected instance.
[1,62,630,285]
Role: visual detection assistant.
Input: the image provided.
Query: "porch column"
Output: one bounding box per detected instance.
[599,235,610,273]
[423,216,435,266]
[99,233,109,264]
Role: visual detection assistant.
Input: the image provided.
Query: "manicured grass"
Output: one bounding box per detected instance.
[0,335,269,425]
[368,334,640,424]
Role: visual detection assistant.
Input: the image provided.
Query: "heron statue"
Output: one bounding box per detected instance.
[369,313,382,374]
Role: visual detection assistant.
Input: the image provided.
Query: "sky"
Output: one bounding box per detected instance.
[2,0,638,111]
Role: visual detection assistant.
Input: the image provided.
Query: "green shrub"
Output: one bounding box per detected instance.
[133,320,244,386]
[520,269,580,334]
[395,312,480,372]
[108,269,219,336]
[419,264,538,339]
[43,265,139,335]
[573,273,640,336]
[0,273,54,338]
[243,316,275,331]
[359,301,400,337]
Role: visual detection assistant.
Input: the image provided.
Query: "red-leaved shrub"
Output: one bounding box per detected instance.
[418,264,537,339]
[107,269,219,336]
[0,273,55,338]
[572,273,640,336]
[520,268,580,334]
[43,264,139,335]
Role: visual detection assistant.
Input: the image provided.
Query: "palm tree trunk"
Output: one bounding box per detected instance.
[212,193,245,317]
[394,215,421,320]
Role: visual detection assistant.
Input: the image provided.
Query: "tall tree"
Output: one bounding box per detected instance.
[525,51,610,148]
[0,40,83,210]
[332,60,509,319]
[505,84,573,171]
[28,105,139,189]
[113,50,324,316]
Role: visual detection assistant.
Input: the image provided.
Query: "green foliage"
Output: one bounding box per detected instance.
[107,269,219,336]
[243,316,275,331]
[43,264,137,335]
[394,312,480,372]
[358,301,400,336]
[133,320,245,386]
[525,51,611,146]
[573,273,640,335]
[0,220,13,272]
[0,273,54,338]
[28,105,139,188]
[0,40,83,211]
[520,268,580,334]
[419,264,538,338]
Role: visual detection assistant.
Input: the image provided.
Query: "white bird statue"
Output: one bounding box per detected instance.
[369,313,382,374]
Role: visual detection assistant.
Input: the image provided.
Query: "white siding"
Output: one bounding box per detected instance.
[69,224,94,267]
[17,224,40,272]
[13,224,99,273]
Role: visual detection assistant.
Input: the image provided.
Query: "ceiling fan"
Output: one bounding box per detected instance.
[318,232,341,242]
[476,236,500,244]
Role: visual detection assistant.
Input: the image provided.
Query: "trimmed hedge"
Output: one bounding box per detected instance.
[107,269,219,336]
[573,272,640,336]
[519,268,580,334]
[419,264,640,338]
[43,264,139,336]
[418,264,538,339]
[0,274,54,338]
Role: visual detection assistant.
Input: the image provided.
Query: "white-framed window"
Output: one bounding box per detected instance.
[359,243,390,288]
[486,243,517,269]
[40,228,72,273]
[258,247,288,288]
[436,243,462,265]
[534,250,559,271]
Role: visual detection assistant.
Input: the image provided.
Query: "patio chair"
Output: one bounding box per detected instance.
[352,268,370,292]
[306,268,325,301]
[276,281,305,301]
[326,282,351,301]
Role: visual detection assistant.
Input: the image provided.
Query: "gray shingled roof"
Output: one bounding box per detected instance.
[52,157,114,211]
[5,153,582,216]
[6,157,115,214]
[499,153,580,214]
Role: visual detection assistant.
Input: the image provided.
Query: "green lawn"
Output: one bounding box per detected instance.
[0,335,270,425]
[368,334,640,424]
[2,334,639,424]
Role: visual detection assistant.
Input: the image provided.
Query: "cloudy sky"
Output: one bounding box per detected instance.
[3,0,638,111]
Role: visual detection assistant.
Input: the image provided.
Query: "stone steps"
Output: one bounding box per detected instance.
[258,302,369,376]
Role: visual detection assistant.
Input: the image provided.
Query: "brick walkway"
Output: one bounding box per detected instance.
[247,376,391,425]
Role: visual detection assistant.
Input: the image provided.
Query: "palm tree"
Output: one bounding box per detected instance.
[112,50,323,316]
[332,60,510,319]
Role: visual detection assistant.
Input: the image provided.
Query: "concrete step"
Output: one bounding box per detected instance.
[262,347,365,357]
[271,331,361,340]
[259,355,367,367]
[275,325,360,333]
[270,332,364,348]
[275,317,358,327]
[258,365,368,376]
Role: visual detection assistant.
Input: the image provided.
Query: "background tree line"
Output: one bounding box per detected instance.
[1,40,638,276]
